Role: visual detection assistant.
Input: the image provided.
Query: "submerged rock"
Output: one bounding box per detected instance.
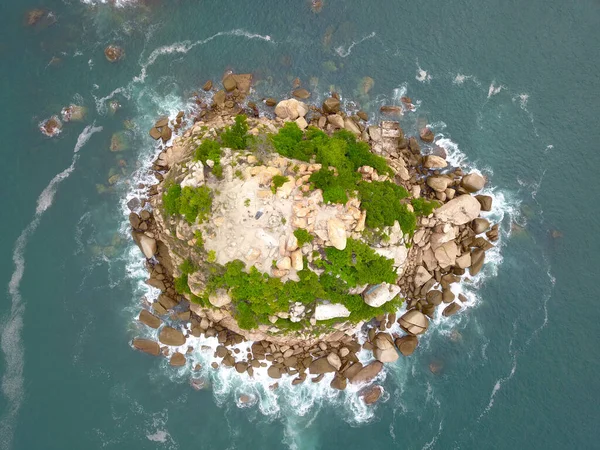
[132,338,160,356]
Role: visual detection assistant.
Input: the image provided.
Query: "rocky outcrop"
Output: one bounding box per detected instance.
[132,338,160,356]
[315,303,351,321]
[399,310,429,335]
[274,99,308,120]
[363,283,401,307]
[158,327,186,346]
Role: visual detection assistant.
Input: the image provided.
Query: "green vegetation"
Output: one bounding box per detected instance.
[220,115,249,150]
[235,169,243,179]
[195,139,222,165]
[293,228,314,246]
[271,175,289,194]
[357,181,416,234]
[411,197,440,216]
[207,250,217,263]
[194,230,204,248]
[269,124,418,233]
[162,183,213,224]
[199,237,401,331]
[315,239,397,287]
[244,198,251,207]
[173,259,197,295]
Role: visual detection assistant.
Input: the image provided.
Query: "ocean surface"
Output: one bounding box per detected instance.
[1,0,599,449]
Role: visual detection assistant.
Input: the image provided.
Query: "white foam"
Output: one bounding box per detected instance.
[487,81,504,98]
[80,0,138,7]
[0,125,102,450]
[416,60,432,83]
[334,32,376,57]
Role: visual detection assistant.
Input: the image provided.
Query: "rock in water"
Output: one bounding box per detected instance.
[395,335,418,356]
[139,310,161,329]
[170,352,186,366]
[309,357,336,374]
[350,361,383,384]
[222,75,237,91]
[132,232,157,258]
[420,127,435,142]
[322,97,341,113]
[292,88,311,99]
[361,385,383,404]
[461,173,486,193]
[104,45,124,63]
[443,302,462,317]
[132,338,160,356]
[159,327,186,346]
[475,195,493,211]
[435,195,482,225]
[327,218,347,250]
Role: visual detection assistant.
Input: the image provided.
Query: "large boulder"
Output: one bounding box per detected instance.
[158,327,186,346]
[398,310,429,335]
[327,353,342,371]
[363,283,401,307]
[414,266,432,287]
[344,117,361,135]
[170,352,186,366]
[475,195,493,211]
[442,302,462,317]
[350,361,383,384]
[434,240,459,268]
[470,248,485,275]
[374,346,399,363]
[315,303,351,321]
[327,218,347,250]
[373,246,408,269]
[471,218,490,234]
[461,173,486,193]
[395,335,418,356]
[132,338,160,356]
[327,114,345,129]
[139,310,161,329]
[209,289,232,307]
[274,99,308,120]
[427,176,450,192]
[309,357,336,374]
[132,232,157,258]
[435,195,481,225]
[267,365,282,379]
[423,155,447,169]
[292,88,311,99]
[330,375,347,390]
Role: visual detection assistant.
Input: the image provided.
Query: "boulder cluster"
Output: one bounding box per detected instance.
[128,74,499,403]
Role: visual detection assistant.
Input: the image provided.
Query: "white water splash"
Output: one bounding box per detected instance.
[487,81,504,98]
[335,32,376,57]
[416,60,432,83]
[0,125,102,450]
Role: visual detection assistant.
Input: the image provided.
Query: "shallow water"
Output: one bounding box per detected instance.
[1,0,599,449]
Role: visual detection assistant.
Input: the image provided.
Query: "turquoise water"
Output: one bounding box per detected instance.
[1,0,599,449]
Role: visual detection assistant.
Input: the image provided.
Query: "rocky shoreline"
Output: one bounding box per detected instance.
[128,74,498,403]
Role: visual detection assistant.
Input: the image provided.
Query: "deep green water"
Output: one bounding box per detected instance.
[1,0,599,449]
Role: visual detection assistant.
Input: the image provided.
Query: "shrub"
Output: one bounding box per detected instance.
[221,115,249,149]
[180,259,196,275]
[271,175,289,194]
[163,183,182,216]
[195,231,204,248]
[207,250,217,263]
[195,139,222,165]
[178,186,213,224]
[293,229,314,246]
[357,180,416,233]
[411,198,440,216]
[321,239,397,287]
[173,274,190,294]
[271,122,304,158]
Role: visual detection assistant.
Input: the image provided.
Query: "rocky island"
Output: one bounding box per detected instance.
[129,74,498,401]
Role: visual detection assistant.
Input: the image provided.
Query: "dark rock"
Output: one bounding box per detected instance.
[223,75,237,92]
[292,88,311,99]
[361,385,383,404]
[267,365,282,379]
[152,302,168,315]
[442,302,462,317]
[469,248,485,275]
[395,335,418,356]
[170,352,186,366]
[139,309,161,329]
[265,98,277,107]
[311,373,325,383]
[149,127,162,140]
[379,105,402,116]
[426,290,442,305]
[235,362,249,373]
[202,80,213,91]
[419,127,435,143]
[308,357,335,374]
[215,346,228,358]
[104,45,124,63]
[322,97,340,114]
[161,126,172,142]
[330,375,347,390]
[129,213,141,229]
[132,338,160,356]
[158,327,186,346]
[357,111,368,121]
[475,195,493,211]
[471,218,490,234]
[442,288,455,304]
[349,361,383,384]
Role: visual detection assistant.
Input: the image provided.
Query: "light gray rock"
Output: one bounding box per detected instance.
[327,218,347,250]
[434,240,459,268]
[363,283,401,307]
[274,99,308,120]
[398,310,429,335]
[423,155,448,169]
[435,195,481,225]
[461,173,486,193]
[208,289,231,307]
[315,303,351,321]
[414,266,432,287]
